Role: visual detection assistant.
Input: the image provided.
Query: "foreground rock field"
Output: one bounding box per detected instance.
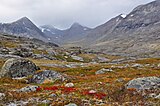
[0,34,160,105]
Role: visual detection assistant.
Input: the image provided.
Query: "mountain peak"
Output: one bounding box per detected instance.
[15,17,33,25]
[70,22,83,28]
[18,17,30,21]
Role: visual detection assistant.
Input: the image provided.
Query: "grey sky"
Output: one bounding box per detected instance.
[0,0,154,29]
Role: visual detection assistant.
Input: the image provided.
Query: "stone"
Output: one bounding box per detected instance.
[158,63,160,68]
[71,55,84,61]
[9,48,32,57]
[116,78,124,82]
[155,94,160,99]
[65,103,77,106]
[41,100,51,104]
[95,68,113,75]
[0,54,21,59]
[49,93,57,98]
[29,70,67,84]
[97,56,110,63]
[131,64,143,68]
[0,47,9,54]
[0,58,40,78]
[6,103,17,106]
[125,77,160,90]
[0,93,5,100]
[65,83,74,88]
[89,90,96,94]
[18,85,39,92]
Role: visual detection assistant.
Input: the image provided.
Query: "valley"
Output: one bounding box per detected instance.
[0,0,160,106]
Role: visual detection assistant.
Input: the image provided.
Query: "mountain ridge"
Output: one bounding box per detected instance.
[63,0,160,57]
[0,17,47,41]
[40,22,91,44]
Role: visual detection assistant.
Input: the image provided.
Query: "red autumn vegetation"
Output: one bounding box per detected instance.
[36,86,106,99]
[36,86,77,93]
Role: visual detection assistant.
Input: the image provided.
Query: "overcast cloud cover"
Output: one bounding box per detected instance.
[0,0,154,29]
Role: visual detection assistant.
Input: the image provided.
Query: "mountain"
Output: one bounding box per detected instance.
[0,17,47,42]
[65,0,160,58]
[40,22,91,44]
[40,25,64,44]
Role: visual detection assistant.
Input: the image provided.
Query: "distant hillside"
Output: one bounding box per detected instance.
[64,0,160,58]
[40,23,91,44]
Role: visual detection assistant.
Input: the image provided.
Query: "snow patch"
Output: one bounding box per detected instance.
[83,28,88,30]
[41,28,45,32]
[130,14,134,17]
[121,14,127,18]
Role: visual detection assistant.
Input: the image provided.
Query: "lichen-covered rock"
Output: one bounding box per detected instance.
[29,70,67,84]
[0,58,40,78]
[125,77,160,90]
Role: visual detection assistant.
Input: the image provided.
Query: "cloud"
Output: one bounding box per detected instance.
[0,0,154,29]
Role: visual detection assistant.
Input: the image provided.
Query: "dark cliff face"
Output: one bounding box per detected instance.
[0,17,46,41]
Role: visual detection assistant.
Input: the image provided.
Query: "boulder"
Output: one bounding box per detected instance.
[0,58,40,78]
[125,77,160,90]
[71,55,84,61]
[65,83,74,88]
[95,68,113,75]
[18,85,39,92]
[155,94,160,99]
[9,48,32,57]
[97,56,110,63]
[158,63,160,68]
[0,93,5,100]
[0,47,9,54]
[29,70,67,84]
[131,64,143,68]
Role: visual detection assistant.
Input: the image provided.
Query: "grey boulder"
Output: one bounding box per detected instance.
[95,68,113,75]
[125,77,160,90]
[29,70,67,84]
[0,58,40,78]
[18,85,39,92]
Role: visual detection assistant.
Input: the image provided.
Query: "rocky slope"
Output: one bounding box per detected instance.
[65,0,160,58]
